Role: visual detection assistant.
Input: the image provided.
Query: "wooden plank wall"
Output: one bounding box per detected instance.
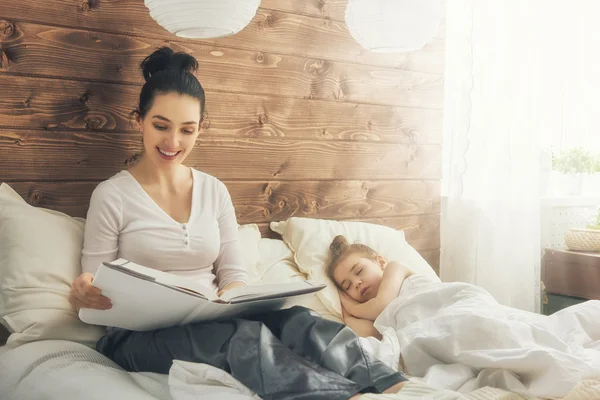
[0,1,444,272]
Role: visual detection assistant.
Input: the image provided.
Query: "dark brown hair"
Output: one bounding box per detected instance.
[136,46,205,119]
[326,235,379,287]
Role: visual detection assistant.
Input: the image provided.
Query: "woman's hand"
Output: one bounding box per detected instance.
[68,272,112,311]
[218,281,247,297]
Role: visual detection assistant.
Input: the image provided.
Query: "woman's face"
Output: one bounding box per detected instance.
[138,92,202,167]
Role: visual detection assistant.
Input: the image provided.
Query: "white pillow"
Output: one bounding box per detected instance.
[255,238,343,323]
[0,183,106,348]
[0,182,263,348]
[270,217,439,318]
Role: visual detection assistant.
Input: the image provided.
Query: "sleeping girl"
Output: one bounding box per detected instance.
[325,235,414,339]
[326,234,600,399]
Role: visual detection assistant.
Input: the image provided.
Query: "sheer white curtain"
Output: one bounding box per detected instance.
[441,1,600,311]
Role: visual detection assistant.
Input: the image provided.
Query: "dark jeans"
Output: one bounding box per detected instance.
[96,306,406,400]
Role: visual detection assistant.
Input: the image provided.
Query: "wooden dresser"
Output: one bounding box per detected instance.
[542,248,600,314]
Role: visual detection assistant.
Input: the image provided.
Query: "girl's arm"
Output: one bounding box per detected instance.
[342,307,383,339]
[343,261,412,321]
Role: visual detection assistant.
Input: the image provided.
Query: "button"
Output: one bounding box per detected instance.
[182,224,187,230]
[184,232,188,237]
[184,240,189,245]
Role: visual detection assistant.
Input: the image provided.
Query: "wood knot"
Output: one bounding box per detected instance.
[317,0,328,15]
[0,51,9,70]
[30,191,43,205]
[258,114,268,125]
[258,14,273,30]
[85,117,101,130]
[23,98,31,108]
[277,200,286,209]
[80,1,92,13]
[79,91,90,104]
[0,20,15,37]
[272,161,287,177]
[200,114,210,130]
[255,52,264,63]
[406,128,418,143]
[307,59,325,77]
[334,82,345,100]
[262,183,273,196]
[311,201,321,211]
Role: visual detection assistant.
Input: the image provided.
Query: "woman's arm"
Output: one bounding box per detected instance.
[213,181,248,292]
[81,181,122,274]
[343,261,412,321]
[70,181,122,311]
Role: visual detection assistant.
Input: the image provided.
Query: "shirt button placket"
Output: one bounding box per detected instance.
[182,224,189,246]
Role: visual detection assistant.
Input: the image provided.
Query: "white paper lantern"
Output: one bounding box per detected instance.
[145,0,261,39]
[345,0,442,53]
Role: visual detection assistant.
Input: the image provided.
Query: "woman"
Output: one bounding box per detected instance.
[67,47,407,400]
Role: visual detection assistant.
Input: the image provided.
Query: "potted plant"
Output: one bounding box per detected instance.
[551,148,600,196]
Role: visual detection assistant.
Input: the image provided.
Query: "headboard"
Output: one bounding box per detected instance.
[0,0,444,343]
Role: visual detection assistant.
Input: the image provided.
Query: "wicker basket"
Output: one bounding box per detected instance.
[564,228,600,252]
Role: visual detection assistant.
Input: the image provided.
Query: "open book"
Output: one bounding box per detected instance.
[79,259,326,331]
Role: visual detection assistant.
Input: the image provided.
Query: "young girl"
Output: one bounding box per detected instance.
[327,235,600,398]
[67,47,407,400]
[326,235,413,338]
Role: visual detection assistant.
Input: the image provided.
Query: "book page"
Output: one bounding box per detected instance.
[79,263,203,331]
[219,281,326,303]
[182,297,288,325]
[105,259,218,301]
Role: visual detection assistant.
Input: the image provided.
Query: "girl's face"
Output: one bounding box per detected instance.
[333,251,387,302]
[138,92,202,168]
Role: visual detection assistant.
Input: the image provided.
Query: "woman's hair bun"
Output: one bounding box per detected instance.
[140,46,199,82]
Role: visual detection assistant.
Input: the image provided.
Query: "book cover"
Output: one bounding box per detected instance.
[79,259,326,331]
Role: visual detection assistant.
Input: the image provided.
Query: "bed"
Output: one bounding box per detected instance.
[2,326,600,400]
[1,188,600,400]
[0,188,428,399]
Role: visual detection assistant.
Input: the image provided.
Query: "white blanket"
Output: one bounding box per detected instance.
[373,275,600,399]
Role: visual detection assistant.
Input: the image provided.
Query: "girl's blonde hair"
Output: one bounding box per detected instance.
[326,235,379,287]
